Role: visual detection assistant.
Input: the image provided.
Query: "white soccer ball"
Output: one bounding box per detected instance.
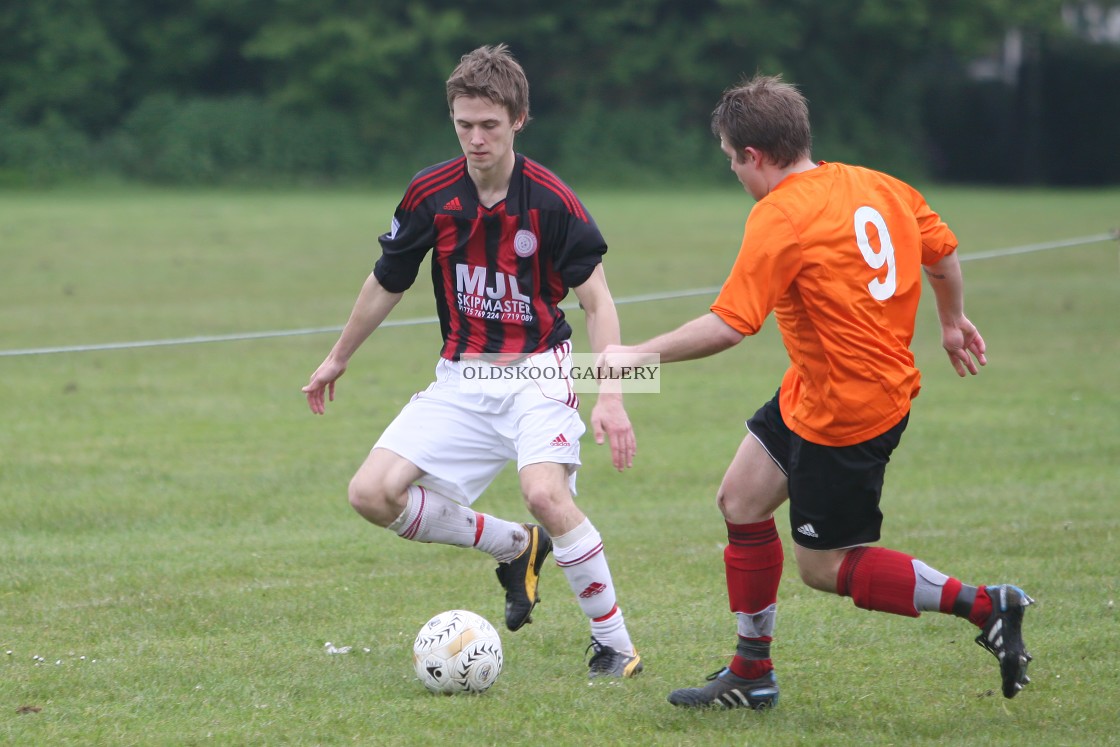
[412,609,503,694]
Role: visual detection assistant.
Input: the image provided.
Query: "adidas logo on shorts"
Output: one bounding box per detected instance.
[550,433,570,447]
[796,523,819,538]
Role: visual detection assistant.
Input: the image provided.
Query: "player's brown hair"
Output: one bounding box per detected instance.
[446,44,531,128]
[711,74,811,167]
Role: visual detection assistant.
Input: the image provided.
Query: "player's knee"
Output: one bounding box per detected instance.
[520,485,551,516]
[715,491,735,519]
[716,489,772,525]
[346,475,378,518]
[348,473,402,527]
[520,484,569,524]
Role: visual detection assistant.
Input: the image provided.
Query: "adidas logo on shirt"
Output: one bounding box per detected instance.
[796,523,819,538]
[442,196,462,211]
[550,433,570,447]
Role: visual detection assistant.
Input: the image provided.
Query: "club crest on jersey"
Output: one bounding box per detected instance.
[513,229,538,258]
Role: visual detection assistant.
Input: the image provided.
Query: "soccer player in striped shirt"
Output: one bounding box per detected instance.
[600,74,1033,706]
[303,44,641,678]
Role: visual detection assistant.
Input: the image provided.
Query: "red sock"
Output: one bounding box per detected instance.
[731,637,773,680]
[968,585,992,627]
[938,576,991,626]
[939,577,963,613]
[725,519,783,610]
[836,546,920,618]
[724,519,783,679]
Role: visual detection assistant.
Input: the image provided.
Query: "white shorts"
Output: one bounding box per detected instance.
[373,343,584,506]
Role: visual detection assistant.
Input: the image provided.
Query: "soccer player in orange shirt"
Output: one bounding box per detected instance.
[600,74,1033,707]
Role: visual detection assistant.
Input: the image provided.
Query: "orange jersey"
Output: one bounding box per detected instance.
[711,162,958,446]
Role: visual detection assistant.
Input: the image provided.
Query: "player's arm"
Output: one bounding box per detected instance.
[922,251,987,377]
[572,264,635,471]
[302,273,404,414]
[602,312,745,368]
[573,264,623,358]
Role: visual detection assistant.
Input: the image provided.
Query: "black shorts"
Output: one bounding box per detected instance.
[746,390,908,550]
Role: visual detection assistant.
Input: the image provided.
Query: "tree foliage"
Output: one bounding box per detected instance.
[0,0,1114,184]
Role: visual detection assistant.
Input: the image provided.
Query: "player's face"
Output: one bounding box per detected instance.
[452,96,524,175]
[720,137,766,201]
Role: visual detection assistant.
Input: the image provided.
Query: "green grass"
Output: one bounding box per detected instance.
[2,185,1119,745]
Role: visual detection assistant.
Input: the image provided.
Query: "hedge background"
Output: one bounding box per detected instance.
[2,0,1118,186]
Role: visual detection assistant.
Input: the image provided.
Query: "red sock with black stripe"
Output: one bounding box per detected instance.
[724,518,783,680]
[837,547,994,626]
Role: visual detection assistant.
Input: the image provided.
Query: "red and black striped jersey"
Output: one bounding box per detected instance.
[374,154,606,360]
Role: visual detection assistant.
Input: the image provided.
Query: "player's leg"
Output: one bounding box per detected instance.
[788,417,1034,698]
[354,376,541,576]
[820,546,1034,698]
[518,461,642,678]
[790,414,972,620]
[348,446,529,559]
[668,427,787,709]
[348,447,422,527]
[717,434,788,678]
[493,344,639,674]
[785,415,912,610]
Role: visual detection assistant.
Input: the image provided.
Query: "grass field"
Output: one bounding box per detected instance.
[2,185,1118,746]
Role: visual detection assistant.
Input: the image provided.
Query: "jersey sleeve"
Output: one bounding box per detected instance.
[545,199,607,288]
[711,203,802,336]
[373,200,437,293]
[909,186,958,265]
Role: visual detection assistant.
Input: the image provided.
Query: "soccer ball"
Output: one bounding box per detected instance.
[412,609,503,694]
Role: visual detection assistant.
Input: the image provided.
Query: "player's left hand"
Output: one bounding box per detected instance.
[942,316,987,376]
[591,394,636,471]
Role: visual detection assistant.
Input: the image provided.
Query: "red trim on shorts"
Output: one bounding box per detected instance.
[552,341,578,409]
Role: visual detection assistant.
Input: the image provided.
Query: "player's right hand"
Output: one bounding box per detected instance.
[302,358,347,414]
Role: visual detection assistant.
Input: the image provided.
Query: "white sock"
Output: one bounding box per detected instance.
[589,605,630,653]
[476,515,531,563]
[387,486,527,562]
[553,518,634,654]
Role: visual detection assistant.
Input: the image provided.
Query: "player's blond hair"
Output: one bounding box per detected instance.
[711,74,811,167]
[446,44,531,128]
